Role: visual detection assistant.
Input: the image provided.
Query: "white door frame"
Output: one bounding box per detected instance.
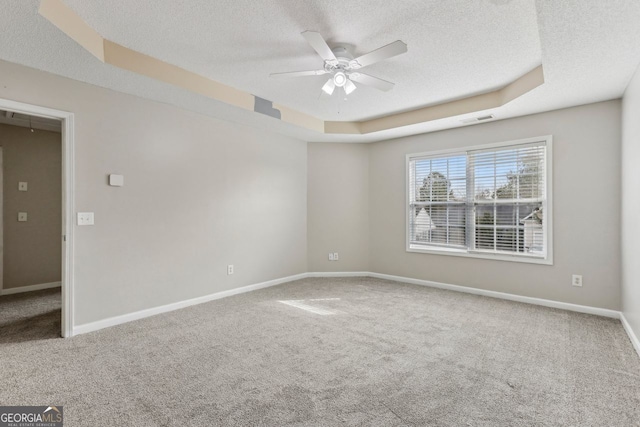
[0,98,75,338]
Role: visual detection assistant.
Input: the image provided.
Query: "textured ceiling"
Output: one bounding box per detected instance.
[0,0,639,142]
[61,0,542,122]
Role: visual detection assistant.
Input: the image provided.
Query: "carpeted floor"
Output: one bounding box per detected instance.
[1,277,639,426]
[0,287,61,343]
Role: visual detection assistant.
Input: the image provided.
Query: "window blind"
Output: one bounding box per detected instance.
[408,139,548,260]
[469,142,546,255]
[409,154,467,249]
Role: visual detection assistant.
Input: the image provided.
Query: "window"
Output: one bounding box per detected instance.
[407,136,551,264]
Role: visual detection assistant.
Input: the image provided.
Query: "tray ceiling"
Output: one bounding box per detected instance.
[61,0,542,122]
[0,0,639,142]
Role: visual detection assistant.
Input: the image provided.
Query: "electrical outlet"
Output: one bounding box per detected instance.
[572,274,582,287]
[18,212,28,222]
[18,182,28,191]
[227,264,234,275]
[333,252,339,261]
[328,253,334,261]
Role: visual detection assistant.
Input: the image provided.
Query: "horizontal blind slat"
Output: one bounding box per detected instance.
[409,141,546,257]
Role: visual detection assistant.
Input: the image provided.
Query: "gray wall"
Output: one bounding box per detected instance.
[369,101,621,310]
[308,100,621,310]
[307,142,369,272]
[0,60,308,326]
[622,63,640,338]
[0,123,61,289]
[0,57,624,330]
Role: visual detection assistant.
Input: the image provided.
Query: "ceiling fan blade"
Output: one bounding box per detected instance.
[301,31,337,62]
[270,69,329,78]
[348,73,395,92]
[349,40,407,69]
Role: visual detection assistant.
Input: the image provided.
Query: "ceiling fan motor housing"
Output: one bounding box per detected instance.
[324,46,355,72]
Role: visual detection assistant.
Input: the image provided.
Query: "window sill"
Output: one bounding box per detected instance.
[407,244,553,265]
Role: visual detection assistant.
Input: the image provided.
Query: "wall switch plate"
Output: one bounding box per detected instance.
[18,212,27,222]
[109,174,124,187]
[333,252,339,261]
[18,182,28,191]
[77,212,95,226]
[572,274,583,287]
[328,253,335,261]
[227,264,234,275]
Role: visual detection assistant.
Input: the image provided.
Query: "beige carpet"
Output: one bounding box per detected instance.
[1,277,639,426]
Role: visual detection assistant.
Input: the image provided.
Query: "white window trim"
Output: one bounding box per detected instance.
[405,135,553,265]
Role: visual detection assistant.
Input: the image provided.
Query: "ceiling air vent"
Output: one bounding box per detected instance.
[461,114,495,124]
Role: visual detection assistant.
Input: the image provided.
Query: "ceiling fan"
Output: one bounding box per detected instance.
[270,31,408,96]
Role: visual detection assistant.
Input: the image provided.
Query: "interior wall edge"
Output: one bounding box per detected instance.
[621,52,640,361]
[620,312,640,358]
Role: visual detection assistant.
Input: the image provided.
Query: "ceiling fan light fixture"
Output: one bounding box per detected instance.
[322,78,336,95]
[333,72,347,87]
[272,32,407,98]
[344,79,357,95]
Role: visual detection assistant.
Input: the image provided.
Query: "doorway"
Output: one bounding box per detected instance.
[0,98,74,338]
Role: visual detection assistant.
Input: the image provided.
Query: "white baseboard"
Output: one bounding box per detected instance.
[620,312,640,357]
[0,281,61,295]
[366,272,620,319]
[73,273,308,336]
[306,271,369,278]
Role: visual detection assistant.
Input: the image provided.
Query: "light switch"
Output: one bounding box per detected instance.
[77,212,94,226]
[18,212,27,222]
[18,182,28,191]
[109,174,124,187]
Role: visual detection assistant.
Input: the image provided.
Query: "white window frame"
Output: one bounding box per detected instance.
[405,135,553,265]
